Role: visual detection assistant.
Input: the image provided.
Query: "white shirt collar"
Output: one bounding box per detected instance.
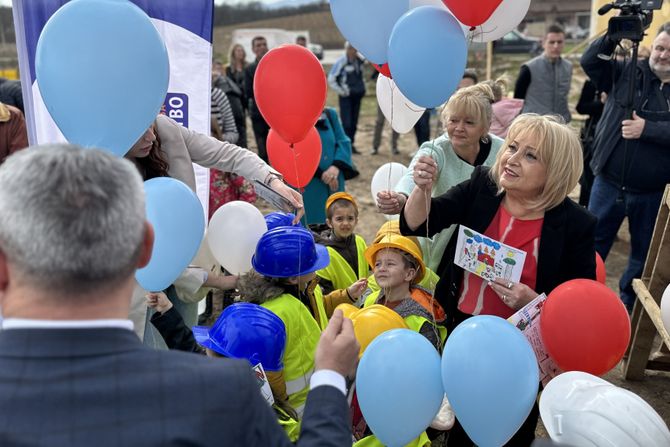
[2,318,134,331]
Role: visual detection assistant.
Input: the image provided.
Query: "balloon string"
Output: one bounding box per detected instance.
[425,139,441,351]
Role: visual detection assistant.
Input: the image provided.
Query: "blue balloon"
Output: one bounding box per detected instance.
[442,316,539,447]
[36,0,169,157]
[136,178,205,291]
[330,0,409,64]
[493,242,501,250]
[357,329,443,447]
[388,6,467,108]
[474,235,483,243]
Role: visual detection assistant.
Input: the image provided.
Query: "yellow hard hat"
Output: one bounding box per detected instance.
[364,233,426,283]
[372,220,423,258]
[335,303,359,320]
[350,304,408,358]
[325,192,358,215]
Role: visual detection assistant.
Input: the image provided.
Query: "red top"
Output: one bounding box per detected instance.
[457,205,543,318]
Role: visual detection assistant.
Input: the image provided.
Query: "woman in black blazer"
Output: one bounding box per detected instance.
[400,114,597,446]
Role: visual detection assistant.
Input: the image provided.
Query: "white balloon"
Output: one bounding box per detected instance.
[371,162,407,204]
[661,283,670,335]
[470,0,531,43]
[376,74,426,134]
[540,371,670,447]
[207,201,268,275]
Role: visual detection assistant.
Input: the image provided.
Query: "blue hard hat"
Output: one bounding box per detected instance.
[192,302,286,371]
[264,211,299,230]
[252,226,330,278]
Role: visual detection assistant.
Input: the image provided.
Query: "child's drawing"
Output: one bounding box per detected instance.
[454,226,526,283]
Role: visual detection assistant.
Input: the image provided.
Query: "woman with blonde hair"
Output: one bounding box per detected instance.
[400,113,596,446]
[377,83,504,271]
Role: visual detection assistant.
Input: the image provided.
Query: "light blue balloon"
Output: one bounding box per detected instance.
[330,0,409,64]
[388,6,467,108]
[357,329,443,447]
[36,0,169,157]
[136,178,205,291]
[442,316,540,447]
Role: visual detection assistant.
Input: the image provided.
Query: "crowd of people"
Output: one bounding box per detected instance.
[0,21,669,446]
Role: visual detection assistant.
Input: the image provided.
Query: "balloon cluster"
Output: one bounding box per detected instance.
[35,0,207,292]
[353,278,639,445]
[331,0,530,132]
[254,45,327,188]
[355,316,539,446]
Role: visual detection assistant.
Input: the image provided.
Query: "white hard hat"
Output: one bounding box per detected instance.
[540,371,670,447]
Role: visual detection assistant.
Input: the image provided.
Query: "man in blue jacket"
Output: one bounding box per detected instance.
[581,23,670,311]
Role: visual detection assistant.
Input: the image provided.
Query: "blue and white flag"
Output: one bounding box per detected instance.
[11,0,214,211]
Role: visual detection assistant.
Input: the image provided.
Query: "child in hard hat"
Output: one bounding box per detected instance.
[364,233,447,350]
[311,192,369,312]
[146,294,301,440]
[366,220,440,297]
[237,225,354,417]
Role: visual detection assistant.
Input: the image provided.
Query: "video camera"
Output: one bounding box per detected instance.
[598,0,663,42]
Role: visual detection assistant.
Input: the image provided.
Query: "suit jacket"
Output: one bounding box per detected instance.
[400,166,597,330]
[154,114,274,191]
[0,328,350,446]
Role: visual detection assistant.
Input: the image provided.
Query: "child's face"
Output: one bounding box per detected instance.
[373,249,415,289]
[327,204,358,238]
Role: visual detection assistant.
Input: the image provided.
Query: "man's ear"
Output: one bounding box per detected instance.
[137,221,155,269]
[0,249,8,293]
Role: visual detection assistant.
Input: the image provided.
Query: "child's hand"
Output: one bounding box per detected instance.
[146,292,173,314]
[347,278,368,300]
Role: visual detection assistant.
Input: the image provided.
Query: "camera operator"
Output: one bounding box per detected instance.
[581,22,670,312]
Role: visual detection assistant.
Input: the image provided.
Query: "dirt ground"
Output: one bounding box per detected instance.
[250,93,670,435]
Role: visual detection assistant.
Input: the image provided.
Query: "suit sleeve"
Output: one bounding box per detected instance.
[561,208,597,283]
[399,167,483,238]
[150,308,202,353]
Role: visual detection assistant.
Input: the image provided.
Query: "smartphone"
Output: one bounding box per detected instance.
[253,179,296,214]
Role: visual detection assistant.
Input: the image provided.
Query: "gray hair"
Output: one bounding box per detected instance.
[0,144,146,294]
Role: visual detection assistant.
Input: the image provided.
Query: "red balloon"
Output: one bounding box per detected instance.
[254,45,327,144]
[596,253,606,284]
[267,127,322,188]
[442,0,501,27]
[541,279,631,376]
[373,63,392,79]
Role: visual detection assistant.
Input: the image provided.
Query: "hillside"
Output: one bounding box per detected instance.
[212,9,344,59]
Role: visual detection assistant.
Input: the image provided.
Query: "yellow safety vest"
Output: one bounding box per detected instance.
[364,290,447,346]
[367,267,441,294]
[354,431,431,447]
[261,291,326,416]
[317,235,368,290]
[275,405,301,442]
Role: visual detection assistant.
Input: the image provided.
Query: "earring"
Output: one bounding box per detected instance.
[480,135,490,144]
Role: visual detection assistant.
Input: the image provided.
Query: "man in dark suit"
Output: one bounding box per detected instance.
[245,36,271,162]
[0,144,358,446]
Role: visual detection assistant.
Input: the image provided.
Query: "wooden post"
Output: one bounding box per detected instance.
[486,41,492,80]
[624,186,670,379]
